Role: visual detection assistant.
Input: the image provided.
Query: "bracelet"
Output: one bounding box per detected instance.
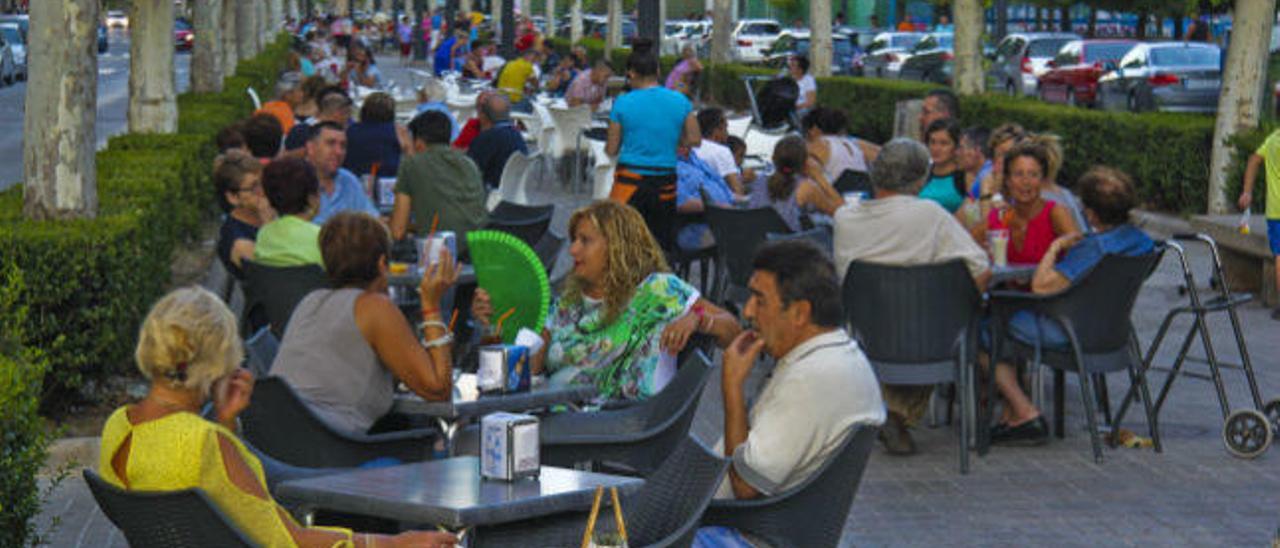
[421,320,448,332]
[422,332,454,349]
[421,307,440,317]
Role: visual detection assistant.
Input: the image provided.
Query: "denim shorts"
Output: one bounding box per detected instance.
[982,311,1070,351]
[1268,219,1280,256]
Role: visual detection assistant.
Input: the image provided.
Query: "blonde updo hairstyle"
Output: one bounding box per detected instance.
[135,287,242,398]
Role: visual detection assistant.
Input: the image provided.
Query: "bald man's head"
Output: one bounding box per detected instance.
[480,93,511,125]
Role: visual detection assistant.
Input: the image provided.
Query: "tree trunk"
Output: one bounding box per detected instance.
[289,0,299,21]
[1087,4,1096,38]
[237,0,259,60]
[192,0,224,93]
[605,0,621,58]
[334,0,350,16]
[545,0,554,38]
[502,0,516,58]
[23,0,99,220]
[460,0,472,18]
[1208,0,1276,214]
[222,0,239,75]
[995,0,1007,40]
[129,0,177,134]
[1059,6,1069,32]
[710,0,731,62]
[571,0,583,43]
[894,0,906,27]
[953,0,983,95]
[491,0,502,49]
[809,0,832,77]
[638,0,661,52]
[1135,10,1147,39]
[258,1,270,47]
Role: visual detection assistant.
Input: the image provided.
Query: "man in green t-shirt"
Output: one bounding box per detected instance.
[1239,129,1280,320]
[389,110,489,242]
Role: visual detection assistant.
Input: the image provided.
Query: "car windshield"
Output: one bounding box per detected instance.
[0,27,20,44]
[891,34,922,48]
[743,23,780,35]
[1083,42,1135,63]
[1027,38,1072,58]
[1151,46,1220,67]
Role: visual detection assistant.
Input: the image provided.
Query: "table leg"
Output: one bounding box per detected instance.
[439,417,459,456]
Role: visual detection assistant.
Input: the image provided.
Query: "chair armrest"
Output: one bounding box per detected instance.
[539,409,652,445]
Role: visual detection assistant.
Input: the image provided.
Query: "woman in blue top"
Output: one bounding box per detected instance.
[343,92,412,178]
[919,118,966,213]
[606,51,701,252]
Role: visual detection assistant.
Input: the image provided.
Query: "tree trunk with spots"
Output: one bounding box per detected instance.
[237,0,259,60]
[544,0,555,38]
[953,0,983,95]
[1208,0,1276,214]
[23,0,99,220]
[192,0,224,93]
[710,0,731,63]
[129,0,177,134]
[605,0,621,59]
[221,0,239,75]
[570,0,583,44]
[809,0,832,77]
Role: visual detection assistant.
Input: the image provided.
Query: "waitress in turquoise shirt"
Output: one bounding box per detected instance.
[920,118,966,213]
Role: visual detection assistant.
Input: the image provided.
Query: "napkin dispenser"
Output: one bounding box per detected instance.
[481,412,540,481]
[477,344,531,394]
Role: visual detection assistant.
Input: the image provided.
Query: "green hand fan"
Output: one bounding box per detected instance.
[466,230,551,344]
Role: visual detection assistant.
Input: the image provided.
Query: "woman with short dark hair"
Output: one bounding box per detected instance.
[344,92,413,177]
[214,150,272,279]
[272,211,458,436]
[253,158,324,267]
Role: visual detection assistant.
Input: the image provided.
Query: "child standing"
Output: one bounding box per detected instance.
[1240,130,1280,320]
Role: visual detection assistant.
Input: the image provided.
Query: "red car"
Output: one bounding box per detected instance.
[174,19,194,51]
[1037,39,1137,107]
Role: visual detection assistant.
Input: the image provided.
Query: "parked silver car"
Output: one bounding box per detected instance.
[1097,42,1222,114]
[0,32,15,86]
[988,32,1080,96]
[855,31,923,78]
[0,23,20,81]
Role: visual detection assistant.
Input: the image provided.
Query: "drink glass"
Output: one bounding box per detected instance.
[989,229,1010,268]
[417,231,457,269]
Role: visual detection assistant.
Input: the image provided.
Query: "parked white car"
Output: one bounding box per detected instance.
[731,19,782,63]
[106,10,129,28]
[0,23,23,81]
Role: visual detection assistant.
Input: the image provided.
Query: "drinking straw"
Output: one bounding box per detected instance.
[448,309,459,332]
[495,307,516,337]
[425,213,440,242]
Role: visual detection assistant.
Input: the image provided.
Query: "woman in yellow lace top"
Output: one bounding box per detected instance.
[98,287,456,547]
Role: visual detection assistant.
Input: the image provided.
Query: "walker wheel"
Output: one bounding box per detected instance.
[1263,399,1280,432]
[1223,409,1273,459]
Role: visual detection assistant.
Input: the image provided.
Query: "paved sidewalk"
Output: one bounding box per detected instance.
[32,56,1280,546]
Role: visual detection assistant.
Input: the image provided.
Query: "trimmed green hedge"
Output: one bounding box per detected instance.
[702,64,1240,214]
[0,37,291,409]
[0,261,54,548]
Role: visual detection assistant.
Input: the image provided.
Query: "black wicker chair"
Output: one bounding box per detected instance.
[471,435,728,548]
[240,377,438,468]
[83,469,255,547]
[989,251,1164,463]
[484,204,554,248]
[240,260,329,339]
[700,425,879,548]
[832,169,872,195]
[243,327,280,377]
[538,349,715,476]
[844,259,982,473]
[704,205,793,307]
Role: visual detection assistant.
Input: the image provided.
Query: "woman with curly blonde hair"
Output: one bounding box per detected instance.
[473,201,740,400]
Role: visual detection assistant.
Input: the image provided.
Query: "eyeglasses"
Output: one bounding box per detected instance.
[236,182,263,194]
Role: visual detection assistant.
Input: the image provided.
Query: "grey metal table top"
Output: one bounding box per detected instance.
[276,457,642,528]
[392,385,598,419]
[991,263,1036,285]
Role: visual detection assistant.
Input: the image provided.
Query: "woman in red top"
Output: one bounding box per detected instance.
[973,140,1079,266]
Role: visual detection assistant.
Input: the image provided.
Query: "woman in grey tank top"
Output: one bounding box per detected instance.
[272,212,458,436]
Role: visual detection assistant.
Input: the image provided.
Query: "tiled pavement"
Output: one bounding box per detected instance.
[33,57,1280,546]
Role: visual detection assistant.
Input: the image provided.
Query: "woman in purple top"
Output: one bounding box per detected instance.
[665,46,703,97]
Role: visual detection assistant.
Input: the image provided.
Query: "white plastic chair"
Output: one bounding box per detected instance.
[533,102,557,155]
[247,87,262,110]
[546,104,593,159]
[488,152,536,209]
[586,138,614,200]
[726,115,752,140]
[745,131,786,163]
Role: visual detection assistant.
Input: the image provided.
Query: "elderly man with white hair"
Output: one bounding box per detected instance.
[415,79,460,141]
[833,137,991,457]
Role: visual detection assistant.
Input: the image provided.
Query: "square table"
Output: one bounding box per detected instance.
[277,457,642,529]
[392,385,598,420]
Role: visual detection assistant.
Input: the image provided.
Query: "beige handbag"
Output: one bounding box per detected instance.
[581,486,629,548]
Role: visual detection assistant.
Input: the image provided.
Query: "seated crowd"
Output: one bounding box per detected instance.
[111,25,1166,547]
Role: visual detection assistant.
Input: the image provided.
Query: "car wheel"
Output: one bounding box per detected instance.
[1127,91,1141,113]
